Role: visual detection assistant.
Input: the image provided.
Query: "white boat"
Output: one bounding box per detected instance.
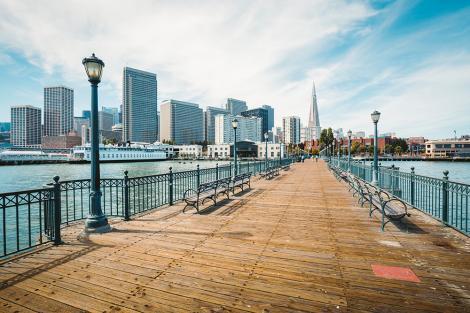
[0,150,70,164]
[71,144,167,162]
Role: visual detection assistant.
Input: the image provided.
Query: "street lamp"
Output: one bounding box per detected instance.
[232,118,238,176]
[279,139,282,166]
[264,132,269,170]
[333,131,337,166]
[82,53,110,232]
[371,110,381,185]
[347,129,352,172]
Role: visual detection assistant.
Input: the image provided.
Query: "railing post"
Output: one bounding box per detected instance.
[124,170,130,221]
[196,164,200,186]
[52,176,62,245]
[442,170,449,224]
[229,162,232,177]
[410,167,415,206]
[247,160,250,173]
[216,163,219,180]
[169,167,174,206]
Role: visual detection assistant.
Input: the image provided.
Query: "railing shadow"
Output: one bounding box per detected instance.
[0,242,106,290]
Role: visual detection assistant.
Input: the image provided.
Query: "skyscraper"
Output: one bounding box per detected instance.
[261,105,274,131]
[11,105,42,147]
[98,111,114,131]
[282,116,301,144]
[241,108,269,136]
[160,100,203,144]
[225,98,247,115]
[43,86,74,136]
[122,67,158,143]
[102,106,119,125]
[308,81,321,140]
[205,106,229,144]
[214,114,262,144]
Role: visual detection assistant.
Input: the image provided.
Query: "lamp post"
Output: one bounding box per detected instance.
[333,131,337,166]
[371,110,381,185]
[232,118,238,176]
[264,132,269,170]
[347,129,352,172]
[82,53,110,232]
[279,140,282,166]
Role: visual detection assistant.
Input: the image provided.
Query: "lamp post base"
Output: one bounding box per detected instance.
[84,214,111,233]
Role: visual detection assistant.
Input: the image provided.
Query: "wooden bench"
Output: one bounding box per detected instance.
[261,167,279,180]
[334,167,411,231]
[183,178,230,213]
[231,173,252,194]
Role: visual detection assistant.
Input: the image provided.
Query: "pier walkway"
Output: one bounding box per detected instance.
[0,161,469,312]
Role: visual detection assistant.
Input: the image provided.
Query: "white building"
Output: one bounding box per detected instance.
[257,142,286,159]
[214,114,262,144]
[282,116,301,144]
[207,144,231,159]
[147,142,174,158]
[173,145,203,158]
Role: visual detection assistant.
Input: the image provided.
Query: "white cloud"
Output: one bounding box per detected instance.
[0,0,375,121]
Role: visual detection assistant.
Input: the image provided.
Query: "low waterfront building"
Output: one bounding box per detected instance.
[207,144,231,159]
[257,142,286,159]
[173,145,203,158]
[41,132,82,149]
[149,142,174,158]
[72,144,166,162]
[425,138,470,158]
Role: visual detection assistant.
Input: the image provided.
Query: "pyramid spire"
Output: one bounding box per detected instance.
[308,80,320,129]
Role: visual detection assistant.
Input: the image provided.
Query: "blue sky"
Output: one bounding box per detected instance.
[0,0,469,139]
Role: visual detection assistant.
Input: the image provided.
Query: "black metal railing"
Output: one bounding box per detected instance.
[330,158,469,236]
[0,159,293,258]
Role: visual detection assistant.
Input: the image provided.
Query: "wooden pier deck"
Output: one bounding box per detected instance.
[1,161,469,312]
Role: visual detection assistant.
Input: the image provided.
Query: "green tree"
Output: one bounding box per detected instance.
[394,146,402,155]
[384,144,393,154]
[351,141,360,155]
[368,145,374,155]
[359,144,366,154]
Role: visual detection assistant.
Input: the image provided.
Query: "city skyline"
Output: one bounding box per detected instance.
[0,1,469,139]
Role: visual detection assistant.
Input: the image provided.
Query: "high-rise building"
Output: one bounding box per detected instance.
[225,98,247,115]
[160,100,204,144]
[261,105,274,131]
[214,114,262,144]
[82,110,91,120]
[43,86,74,136]
[205,106,229,144]
[98,111,114,131]
[122,67,158,143]
[307,81,321,140]
[10,105,42,147]
[241,107,269,136]
[282,116,301,144]
[73,117,90,133]
[102,106,120,125]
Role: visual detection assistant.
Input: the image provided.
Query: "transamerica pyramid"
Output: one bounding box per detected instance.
[308,80,321,140]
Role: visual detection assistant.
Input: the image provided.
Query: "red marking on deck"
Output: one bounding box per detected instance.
[371,264,420,283]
